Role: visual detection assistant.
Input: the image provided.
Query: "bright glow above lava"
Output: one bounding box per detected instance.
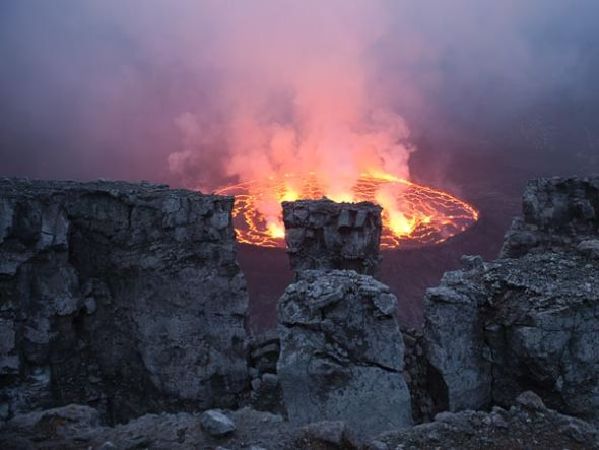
[216,173,479,250]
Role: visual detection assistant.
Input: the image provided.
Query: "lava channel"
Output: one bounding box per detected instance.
[216,173,479,250]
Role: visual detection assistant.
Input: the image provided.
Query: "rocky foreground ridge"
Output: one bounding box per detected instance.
[424,176,599,423]
[1,176,598,449]
[0,179,248,424]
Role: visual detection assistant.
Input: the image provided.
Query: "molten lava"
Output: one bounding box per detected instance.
[216,173,478,250]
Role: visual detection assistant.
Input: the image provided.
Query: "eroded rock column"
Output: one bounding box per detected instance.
[277,270,412,437]
[282,199,382,275]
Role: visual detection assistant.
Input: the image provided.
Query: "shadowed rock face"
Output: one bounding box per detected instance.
[0,178,248,423]
[1,176,599,448]
[501,176,599,257]
[424,176,599,423]
[282,199,382,275]
[277,270,412,437]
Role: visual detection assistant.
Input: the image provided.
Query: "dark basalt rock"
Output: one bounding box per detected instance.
[0,178,249,423]
[247,330,284,414]
[276,270,412,437]
[0,404,290,450]
[282,199,382,275]
[424,176,599,423]
[374,391,599,450]
[402,328,437,424]
[501,176,599,257]
[2,392,596,449]
[2,175,599,449]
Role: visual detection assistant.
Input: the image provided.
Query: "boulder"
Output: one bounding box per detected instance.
[277,270,412,437]
[200,409,237,437]
[0,178,249,423]
[282,199,382,275]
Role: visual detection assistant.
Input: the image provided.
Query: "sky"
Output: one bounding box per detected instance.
[1,0,598,190]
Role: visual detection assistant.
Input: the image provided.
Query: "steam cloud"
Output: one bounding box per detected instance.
[166,1,414,199]
[1,0,598,186]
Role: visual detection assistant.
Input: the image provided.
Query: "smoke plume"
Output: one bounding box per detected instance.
[164,1,414,200]
[1,0,598,188]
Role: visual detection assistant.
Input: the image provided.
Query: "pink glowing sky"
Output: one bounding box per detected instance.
[1,0,598,188]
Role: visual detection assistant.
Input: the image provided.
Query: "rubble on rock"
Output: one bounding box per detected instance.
[247,330,285,415]
[373,391,599,450]
[0,178,249,423]
[0,404,292,450]
[277,270,412,437]
[282,199,382,275]
[2,392,597,449]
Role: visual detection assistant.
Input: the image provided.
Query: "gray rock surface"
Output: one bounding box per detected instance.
[424,177,599,423]
[282,199,382,275]
[247,330,285,415]
[501,176,599,257]
[277,270,412,437]
[0,178,249,423]
[200,409,237,437]
[402,328,436,423]
[293,420,358,448]
[423,255,492,413]
[373,391,599,450]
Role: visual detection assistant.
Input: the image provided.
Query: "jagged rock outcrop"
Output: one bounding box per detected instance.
[373,391,599,450]
[424,176,599,423]
[277,270,412,437]
[0,178,248,423]
[3,174,598,448]
[282,199,382,275]
[501,176,599,257]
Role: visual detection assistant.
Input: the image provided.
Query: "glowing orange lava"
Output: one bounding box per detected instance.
[216,173,479,250]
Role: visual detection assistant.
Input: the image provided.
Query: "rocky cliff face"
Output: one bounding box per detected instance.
[282,199,382,275]
[277,270,412,437]
[424,176,599,423]
[0,178,248,423]
[2,175,599,449]
[501,176,599,257]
